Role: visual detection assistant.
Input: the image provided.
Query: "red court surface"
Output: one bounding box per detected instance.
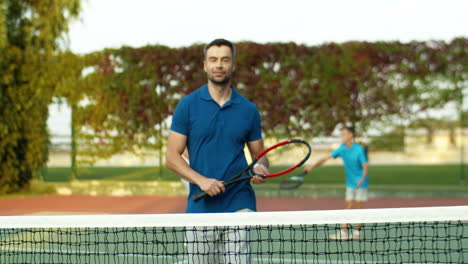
[0,195,467,215]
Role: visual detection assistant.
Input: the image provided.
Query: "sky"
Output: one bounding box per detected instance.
[49,0,468,136]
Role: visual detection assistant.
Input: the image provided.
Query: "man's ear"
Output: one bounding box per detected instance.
[203,59,207,73]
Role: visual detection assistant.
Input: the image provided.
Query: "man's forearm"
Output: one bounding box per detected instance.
[257,156,269,168]
[166,152,205,185]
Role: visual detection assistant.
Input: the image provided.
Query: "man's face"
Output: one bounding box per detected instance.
[340,129,354,144]
[204,45,234,85]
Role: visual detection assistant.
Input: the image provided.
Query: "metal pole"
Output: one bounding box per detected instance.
[40,138,48,181]
[159,99,163,180]
[460,83,465,185]
[159,129,163,180]
[70,103,77,181]
[38,122,48,181]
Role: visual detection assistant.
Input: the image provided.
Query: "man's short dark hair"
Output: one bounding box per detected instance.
[204,39,236,60]
[340,126,356,137]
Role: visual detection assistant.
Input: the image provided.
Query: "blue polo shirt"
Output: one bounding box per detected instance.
[331,142,369,189]
[170,84,262,213]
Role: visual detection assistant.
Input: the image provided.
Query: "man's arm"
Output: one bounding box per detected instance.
[165,131,225,196]
[246,139,268,184]
[305,155,333,173]
[356,163,368,188]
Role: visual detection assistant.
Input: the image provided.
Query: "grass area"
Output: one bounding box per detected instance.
[269,164,465,185]
[36,165,467,198]
[44,164,466,186]
[44,166,177,182]
[255,183,468,198]
[0,180,57,199]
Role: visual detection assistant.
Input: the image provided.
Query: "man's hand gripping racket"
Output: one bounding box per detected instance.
[193,139,311,202]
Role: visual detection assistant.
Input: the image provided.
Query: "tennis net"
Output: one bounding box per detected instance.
[0,206,466,263]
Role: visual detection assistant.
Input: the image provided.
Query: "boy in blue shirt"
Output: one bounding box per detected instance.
[305,127,369,240]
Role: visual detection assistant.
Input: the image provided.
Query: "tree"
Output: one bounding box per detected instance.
[59,40,467,165]
[0,1,81,193]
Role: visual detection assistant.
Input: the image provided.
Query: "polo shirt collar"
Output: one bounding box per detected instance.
[200,84,241,104]
[345,142,356,149]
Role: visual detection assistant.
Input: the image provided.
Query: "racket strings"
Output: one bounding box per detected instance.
[264,142,310,175]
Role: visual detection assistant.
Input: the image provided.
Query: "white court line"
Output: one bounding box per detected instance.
[1,206,467,228]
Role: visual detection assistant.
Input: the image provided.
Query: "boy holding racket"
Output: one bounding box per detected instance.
[305,126,368,240]
[166,39,268,263]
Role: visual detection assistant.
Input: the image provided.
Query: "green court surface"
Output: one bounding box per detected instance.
[0,222,466,263]
[44,164,465,185]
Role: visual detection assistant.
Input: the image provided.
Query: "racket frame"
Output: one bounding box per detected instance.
[193,139,311,202]
[279,170,307,190]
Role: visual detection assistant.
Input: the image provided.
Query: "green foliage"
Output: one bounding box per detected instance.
[369,128,405,152]
[0,0,80,193]
[0,179,57,198]
[65,39,467,164]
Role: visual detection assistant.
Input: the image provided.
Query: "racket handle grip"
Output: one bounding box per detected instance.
[193,177,249,202]
[193,192,209,202]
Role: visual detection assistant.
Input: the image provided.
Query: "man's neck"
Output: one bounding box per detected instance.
[207,81,232,107]
[345,141,353,148]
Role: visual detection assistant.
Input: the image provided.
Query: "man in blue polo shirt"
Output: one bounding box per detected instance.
[166,39,268,263]
[305,127,369,241]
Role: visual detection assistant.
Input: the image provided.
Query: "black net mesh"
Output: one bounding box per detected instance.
[1,220,466,263]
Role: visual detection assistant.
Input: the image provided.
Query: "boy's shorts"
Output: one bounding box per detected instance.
[345,187,368,202]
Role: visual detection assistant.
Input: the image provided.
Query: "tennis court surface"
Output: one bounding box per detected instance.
[0,206,466,263]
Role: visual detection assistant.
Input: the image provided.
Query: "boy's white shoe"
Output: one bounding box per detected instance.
[329,230,351,240]
[351,230,361,240]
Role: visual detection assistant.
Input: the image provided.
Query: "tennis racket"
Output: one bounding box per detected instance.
[279,170,307,190]
[193,139,311,202]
